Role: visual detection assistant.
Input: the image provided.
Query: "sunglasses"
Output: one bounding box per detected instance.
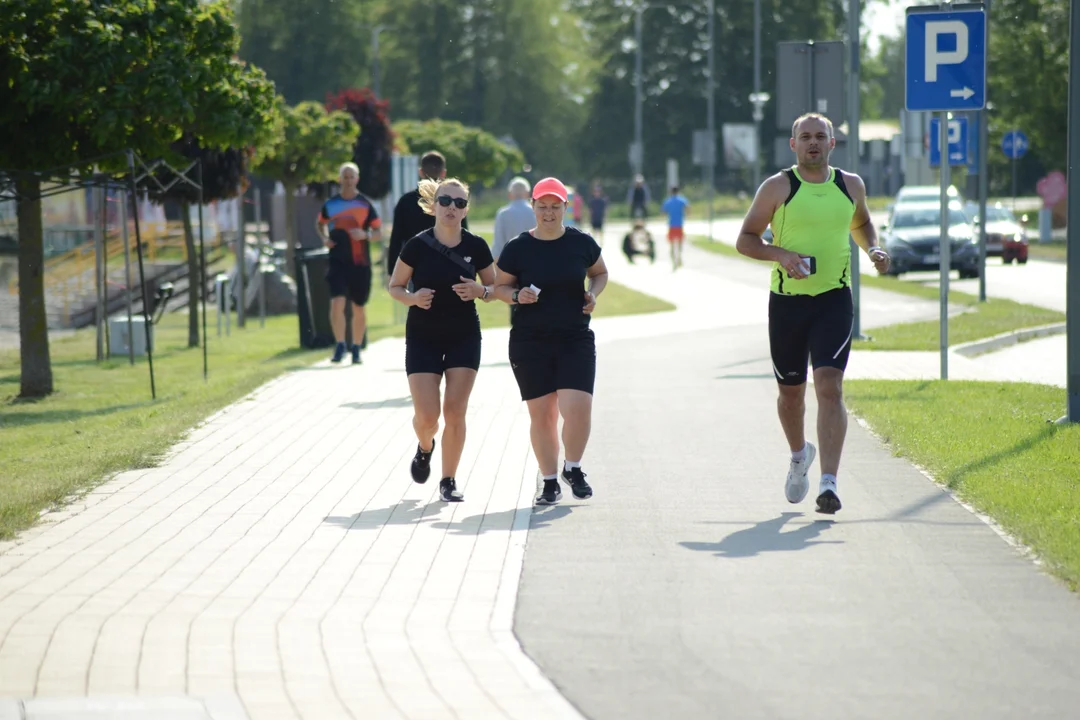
[436,195,468,209]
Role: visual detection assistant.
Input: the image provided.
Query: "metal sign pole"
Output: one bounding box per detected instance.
[255,187,266,328]
[939,111,951,380]
[977,0,991,303]
[236,197,245,329]
[1065,0,1080,423]
[94,184,105,362]
[1011,155,1018,211]
[848,0,863,340]
[197,160,208,381]
[126,151,156,400]
[977,109,989,302]
[119,186,135,365]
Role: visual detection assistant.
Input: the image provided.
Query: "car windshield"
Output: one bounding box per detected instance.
[900,187,958,202]
[891,207,969,228]
[981,206,1016,223]
[900,190,938,202]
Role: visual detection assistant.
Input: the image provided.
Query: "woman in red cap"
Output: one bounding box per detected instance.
[493,177,609,505]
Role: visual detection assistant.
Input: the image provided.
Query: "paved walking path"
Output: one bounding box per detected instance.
[1,236,1077,719]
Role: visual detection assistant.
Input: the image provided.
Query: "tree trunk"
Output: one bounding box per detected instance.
[16,177,53,398]
[284,185,298,279]
[181,202,199,348]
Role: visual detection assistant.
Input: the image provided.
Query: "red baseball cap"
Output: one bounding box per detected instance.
[531,177,568,203]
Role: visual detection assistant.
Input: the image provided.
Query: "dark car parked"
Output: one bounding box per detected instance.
[881,201,981,278]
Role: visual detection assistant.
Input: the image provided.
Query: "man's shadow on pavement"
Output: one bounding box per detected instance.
[680,512,840,558]
[324,499,574,534]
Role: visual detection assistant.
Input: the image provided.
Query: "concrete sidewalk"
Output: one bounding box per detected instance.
[0,334,580,719]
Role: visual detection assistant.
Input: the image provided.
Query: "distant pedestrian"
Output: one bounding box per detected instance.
[736,113,891,515]
[493,177,609,506]
[386,151,469,278]
[588,183,609,243]
[627,174,651,220]
[493,176,535,260]
[622,219,655,264]
[315,162,381,364]
[387,177,496,503]
[570,186,585,227]
[661,185,690,270]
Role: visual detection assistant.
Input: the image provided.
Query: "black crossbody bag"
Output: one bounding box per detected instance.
[418,232,475,277]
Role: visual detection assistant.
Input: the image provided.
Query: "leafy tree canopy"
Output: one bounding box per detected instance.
[392,119,526,188]
[0,0,278,173]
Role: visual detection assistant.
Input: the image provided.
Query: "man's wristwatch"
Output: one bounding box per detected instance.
[512,289,520,304]
[482,285,490,300]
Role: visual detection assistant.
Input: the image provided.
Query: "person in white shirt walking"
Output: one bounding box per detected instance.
[493,177,536,260]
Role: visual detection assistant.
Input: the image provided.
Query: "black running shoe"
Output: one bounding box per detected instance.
[815,478,842,514]
[439,477,463,502]
[535,479,562,505]
[562,467,593,500]
[410,440,435,484]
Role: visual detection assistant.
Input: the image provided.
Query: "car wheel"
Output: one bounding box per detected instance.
[1018,257,1028,265]
[959,269,980,279]
[1002,254,1013,264]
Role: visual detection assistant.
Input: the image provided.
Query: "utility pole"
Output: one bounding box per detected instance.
[371,25,386,98]
[633,4,644,176]
[706,0,715,239]
[750,0,768,190]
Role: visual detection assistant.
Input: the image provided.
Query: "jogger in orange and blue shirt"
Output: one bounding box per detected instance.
[316,162,382,364]
[661,186,690,270]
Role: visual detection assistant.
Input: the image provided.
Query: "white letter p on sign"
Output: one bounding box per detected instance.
[925,21,969,82]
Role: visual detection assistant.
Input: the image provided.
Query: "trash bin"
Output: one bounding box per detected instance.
[295,247,335,349]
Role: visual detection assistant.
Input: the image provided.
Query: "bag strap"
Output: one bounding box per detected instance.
[419,231,475,275]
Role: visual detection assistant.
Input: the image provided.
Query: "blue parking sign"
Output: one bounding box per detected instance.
[929,117,969,167]
[906,8,987,112]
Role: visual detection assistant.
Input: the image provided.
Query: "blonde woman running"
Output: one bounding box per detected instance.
[388,178,496,502]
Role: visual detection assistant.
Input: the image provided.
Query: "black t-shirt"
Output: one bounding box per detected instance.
[399,229,494,338]
[496,227,603,338]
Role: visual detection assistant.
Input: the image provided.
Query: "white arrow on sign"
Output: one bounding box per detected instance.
[950,87,975,100]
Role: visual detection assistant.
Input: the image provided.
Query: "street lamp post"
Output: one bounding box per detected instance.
[706,0,715,240]
[750,0,769,191]
[371,25,386,98]
[633,4,644,176]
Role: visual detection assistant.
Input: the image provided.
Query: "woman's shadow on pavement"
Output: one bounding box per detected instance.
[324,499,574,534]
[680,512,840,558]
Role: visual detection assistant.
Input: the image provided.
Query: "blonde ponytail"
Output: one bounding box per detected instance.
[417,177,471,215]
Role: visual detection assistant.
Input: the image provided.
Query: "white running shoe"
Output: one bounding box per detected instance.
[785,442,817,504]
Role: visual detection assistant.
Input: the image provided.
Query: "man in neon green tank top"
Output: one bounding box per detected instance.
[736,113,891,515]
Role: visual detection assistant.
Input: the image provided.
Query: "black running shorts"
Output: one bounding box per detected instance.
[405,333,482,376]
[508,329,596,401]
[768,287,854,386]
[326,264,372,306]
